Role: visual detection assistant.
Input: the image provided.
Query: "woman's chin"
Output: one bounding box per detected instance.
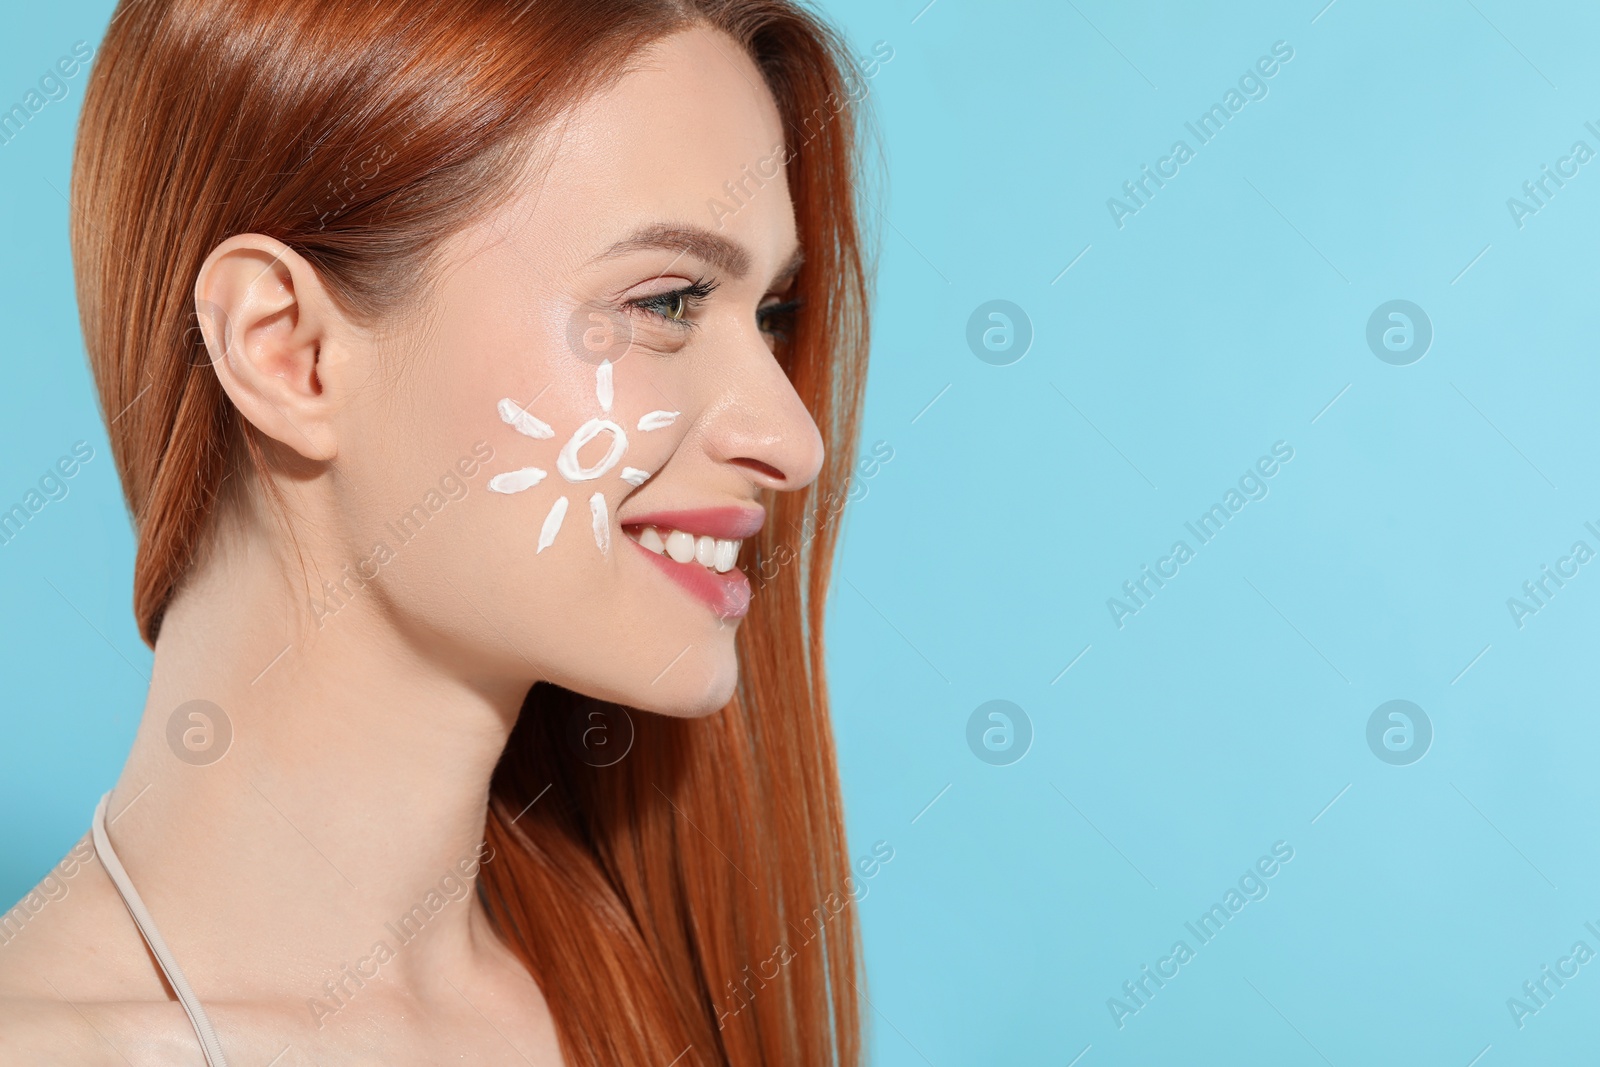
[627,657,739,720]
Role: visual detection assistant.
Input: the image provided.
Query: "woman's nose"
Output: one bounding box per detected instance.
[699,328,825,493]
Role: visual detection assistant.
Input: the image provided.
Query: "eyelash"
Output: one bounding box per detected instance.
[626,277,718,329]
[757,297,802,343]
[624,278,804,342]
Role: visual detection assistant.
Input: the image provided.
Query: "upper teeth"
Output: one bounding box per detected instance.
[632,526,741,573]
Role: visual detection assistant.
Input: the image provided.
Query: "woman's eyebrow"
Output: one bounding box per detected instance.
[595,224,804,287]
[597,223,752,278]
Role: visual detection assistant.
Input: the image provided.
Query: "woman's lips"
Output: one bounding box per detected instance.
[617,506,763,620]
[626,533,752,619]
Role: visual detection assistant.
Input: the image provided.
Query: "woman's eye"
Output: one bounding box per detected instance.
[634,292,687,321]
[622,282,800,348]
[757,297,803,343]
[628,278,716,328]
[658,293,688,321]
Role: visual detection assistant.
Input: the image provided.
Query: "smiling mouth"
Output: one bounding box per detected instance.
[624,524,743,574]
[617,508,762,619]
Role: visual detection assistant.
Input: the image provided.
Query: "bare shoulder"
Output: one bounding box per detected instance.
[0,992,223,1065]
[0,996,142,1065]
[0,833,189,1064]
[0,832,149,991]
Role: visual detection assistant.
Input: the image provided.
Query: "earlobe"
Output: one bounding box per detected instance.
[193,234,342,462]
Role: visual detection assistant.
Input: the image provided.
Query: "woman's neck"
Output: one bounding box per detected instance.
[104,516,527,997]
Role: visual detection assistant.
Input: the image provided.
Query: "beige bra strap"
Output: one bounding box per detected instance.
[91,792,230,1067]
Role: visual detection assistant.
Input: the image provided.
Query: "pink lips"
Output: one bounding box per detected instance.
[619,505,764,620]
[628,539,752,619]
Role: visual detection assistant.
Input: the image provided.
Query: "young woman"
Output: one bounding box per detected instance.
[0,0,874,1062]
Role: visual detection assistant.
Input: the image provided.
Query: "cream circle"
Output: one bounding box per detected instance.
[556,418,628,481]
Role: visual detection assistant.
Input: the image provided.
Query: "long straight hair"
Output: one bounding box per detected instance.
[70,1,872,1063]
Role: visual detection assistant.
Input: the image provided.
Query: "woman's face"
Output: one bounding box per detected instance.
[329,26,823,716]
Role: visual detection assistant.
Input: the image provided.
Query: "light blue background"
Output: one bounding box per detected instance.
[4,1,1598,1063]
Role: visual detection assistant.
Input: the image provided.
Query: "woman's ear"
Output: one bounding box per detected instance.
[194,234,346,462]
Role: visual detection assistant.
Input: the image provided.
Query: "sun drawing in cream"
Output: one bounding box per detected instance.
[487,358,678,554]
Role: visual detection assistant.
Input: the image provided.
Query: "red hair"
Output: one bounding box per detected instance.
[70,1,872,1063]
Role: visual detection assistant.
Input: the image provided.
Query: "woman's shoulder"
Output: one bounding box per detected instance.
[0,996,189,1066]
[0,991,227,1066]
[0,833,192,1064]
[0,831,144,984]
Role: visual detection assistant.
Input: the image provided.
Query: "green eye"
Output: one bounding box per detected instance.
[628,277,718,327]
